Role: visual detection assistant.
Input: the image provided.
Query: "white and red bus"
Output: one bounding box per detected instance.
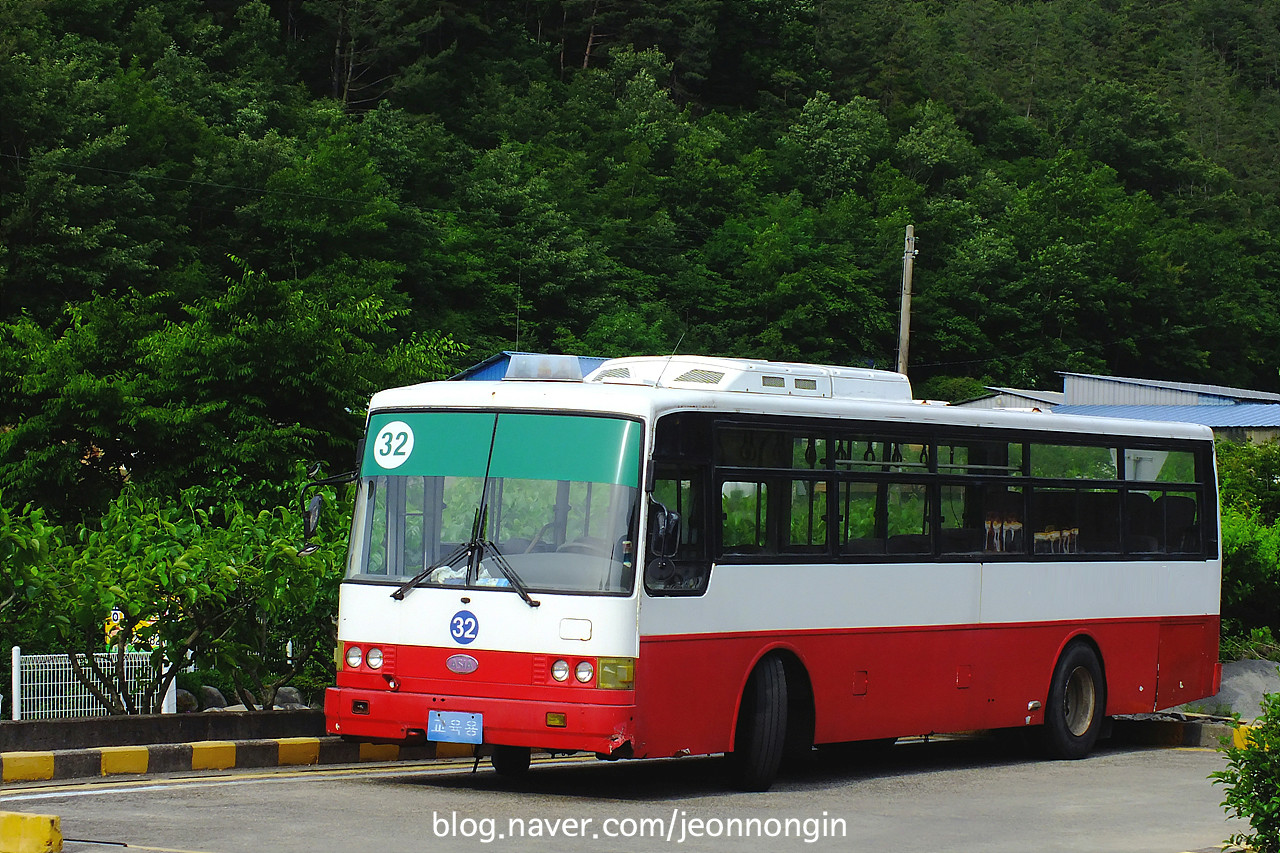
[324,354,1221,790]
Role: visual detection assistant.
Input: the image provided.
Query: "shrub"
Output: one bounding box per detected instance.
[1214,686,1280,853]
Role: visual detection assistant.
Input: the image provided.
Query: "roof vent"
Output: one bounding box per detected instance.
[675,369,725,384]
[761,376,785,388]
[596,367,631,379]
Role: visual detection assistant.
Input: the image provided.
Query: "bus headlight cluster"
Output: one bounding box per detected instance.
[547,657,635,689]
[344,645,385,670]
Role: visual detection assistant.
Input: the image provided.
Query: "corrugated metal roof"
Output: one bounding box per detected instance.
[1053,404,1280,427]
[1059,372,1280,404]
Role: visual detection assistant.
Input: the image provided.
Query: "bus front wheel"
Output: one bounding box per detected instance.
[727,655,788,791]
[1041,643,1106,760]
[491,745,532,776]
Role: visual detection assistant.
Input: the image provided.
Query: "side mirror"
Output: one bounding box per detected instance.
[303,494,323,539]
[296,465,358,556]
[648,502,681,559]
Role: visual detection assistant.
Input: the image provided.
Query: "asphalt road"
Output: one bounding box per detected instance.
[0,737,1241,853]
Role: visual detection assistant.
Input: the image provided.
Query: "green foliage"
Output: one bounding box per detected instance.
[1221,627,1280,664]
[1214,688,1280,853]
[0,478,348,715]
[1220,507,1280,639]
[1218,440,1280,525]
[1217,440,1280,652]
[0,495,63,704]
[4,0,1280,521]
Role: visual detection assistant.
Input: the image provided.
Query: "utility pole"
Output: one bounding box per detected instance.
[896,225,918,376]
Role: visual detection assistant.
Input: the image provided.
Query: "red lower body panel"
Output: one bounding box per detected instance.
[327,616,1218,760]
[628,615,1219,759]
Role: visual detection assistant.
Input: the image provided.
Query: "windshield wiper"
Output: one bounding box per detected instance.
[477,538,540,608]
[391,541,470,600]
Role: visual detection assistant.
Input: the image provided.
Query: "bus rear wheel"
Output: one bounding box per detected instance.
[727,655,788,792]
[1042,643,1106,760]
[491,745,532,776]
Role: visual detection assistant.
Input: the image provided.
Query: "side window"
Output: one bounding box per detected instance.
[1030,488,1121,554]
[648,469,711,594]
[1031,443,1118,479]
[885,482,930,554]
[787,479,827,551]
[938,484,1024,555]
[722,481,768,553]
[838,481,882,554]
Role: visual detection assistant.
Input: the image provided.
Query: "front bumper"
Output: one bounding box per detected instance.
[325,686,636,755]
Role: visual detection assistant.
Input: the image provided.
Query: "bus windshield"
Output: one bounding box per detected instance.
[346,411,643,595]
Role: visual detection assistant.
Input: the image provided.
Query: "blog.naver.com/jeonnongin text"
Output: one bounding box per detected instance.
[431,809,848,845]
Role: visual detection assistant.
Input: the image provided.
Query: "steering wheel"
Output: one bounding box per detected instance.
[523,522,555,553]
[557,538,611,557]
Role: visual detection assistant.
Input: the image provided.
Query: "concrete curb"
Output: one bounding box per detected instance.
[0,810,61,853]
[0,718,1248,787]
[0,737,478,785]
[1110,716,1241,749]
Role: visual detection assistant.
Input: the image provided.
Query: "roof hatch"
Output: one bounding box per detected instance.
[584,356,913,401]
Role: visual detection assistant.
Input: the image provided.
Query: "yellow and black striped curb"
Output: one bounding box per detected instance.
[0,737,478,785]
[0,809,62,853]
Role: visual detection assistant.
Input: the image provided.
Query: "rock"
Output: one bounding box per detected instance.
[275,686,304,707]
[200,685,227,709]
[1212,659,1280,721]
[176,688,198,713]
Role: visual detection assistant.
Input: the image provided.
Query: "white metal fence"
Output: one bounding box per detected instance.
[10,646,176,719]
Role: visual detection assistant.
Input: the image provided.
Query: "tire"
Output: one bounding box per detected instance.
[1041,643,1106,760]
[727,655,788,791]
[491,745,532,776]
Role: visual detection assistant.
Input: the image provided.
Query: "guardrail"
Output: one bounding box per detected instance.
[10,646,175,720]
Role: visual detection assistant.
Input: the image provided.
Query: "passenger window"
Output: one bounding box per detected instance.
[1031,444,1118,480]
[838,482,881,554]
[939,484,1024,554]
[722,481,768,553]
[787,480,827,550]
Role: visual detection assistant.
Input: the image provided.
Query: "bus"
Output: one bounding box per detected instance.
[323,354,1221,790]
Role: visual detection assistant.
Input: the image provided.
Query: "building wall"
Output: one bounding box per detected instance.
[1063,375,1224,406]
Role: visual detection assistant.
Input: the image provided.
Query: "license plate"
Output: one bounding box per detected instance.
[428,710,483,744]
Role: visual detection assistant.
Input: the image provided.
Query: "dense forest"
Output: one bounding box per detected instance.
[4,0,1280,519]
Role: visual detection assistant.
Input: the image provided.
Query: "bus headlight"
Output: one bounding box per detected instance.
[345,646,364,669]
[597,657,636,690]
[366,647,384,670]
[575,660,594,683]
[551,659,570,682]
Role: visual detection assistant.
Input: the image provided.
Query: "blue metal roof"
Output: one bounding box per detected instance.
[1053,404,1280,428]
[451,352,609,381]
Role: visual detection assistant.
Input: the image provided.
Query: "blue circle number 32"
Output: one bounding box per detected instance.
[450,610,479,645]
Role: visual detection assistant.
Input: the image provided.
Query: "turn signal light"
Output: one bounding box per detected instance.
[597,657,636,690]
[546,712,568,727]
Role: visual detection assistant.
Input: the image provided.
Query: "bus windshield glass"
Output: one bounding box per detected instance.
[347,411,643,595]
